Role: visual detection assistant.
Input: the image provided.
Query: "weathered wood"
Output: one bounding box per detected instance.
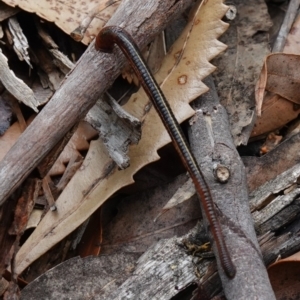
[188,77,275,299]
[272,0,300,52]
[0,0,194,206]
[244,132,300,192]
[19,154,300,299]
[69,77,279,300]
[85,94,141,169]
[104,185,300,299]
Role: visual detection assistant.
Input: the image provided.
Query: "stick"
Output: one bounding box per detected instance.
[272,0,300,52]
[0,0,194,206]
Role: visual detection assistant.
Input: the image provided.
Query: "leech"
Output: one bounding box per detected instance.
[95,26,236,278]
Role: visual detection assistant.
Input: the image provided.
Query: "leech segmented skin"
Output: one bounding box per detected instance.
[95,26,236,279]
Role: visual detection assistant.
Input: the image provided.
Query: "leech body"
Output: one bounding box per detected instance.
[95,26,236,278]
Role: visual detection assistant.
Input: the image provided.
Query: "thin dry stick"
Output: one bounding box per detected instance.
[272,0,300,52]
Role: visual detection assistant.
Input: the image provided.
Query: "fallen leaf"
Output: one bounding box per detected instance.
[212,0,272,145]
[14,0,229,274]
[2,0,121,45]
[101,174,200,255]
[0,121,25,162]
[268,251,300,300]
[26,209,43,230]
[253,13,300,137]
[47,121,98,177]
[252,93,300,137]
[77,207,102,257]
[0,119,97,177]
[256,54,300,114]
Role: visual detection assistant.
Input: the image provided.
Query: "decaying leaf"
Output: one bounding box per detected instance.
[101,174,200,255]
[212,0,272,145]
[47,121,98,177]
[0,121,26,162]
[256,54,300,113]
[268,251,300,300]
[14,0,229,274]
[0,119,97,177]
[253,13,300,138]
[252,93,300,137]
[2,0,121,45]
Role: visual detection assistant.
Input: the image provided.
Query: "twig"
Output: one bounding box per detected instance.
[272,0,300,52]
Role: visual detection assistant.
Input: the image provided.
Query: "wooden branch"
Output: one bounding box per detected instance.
[102,78,299,299]
[19,150,300,298]
[40,75,277,299]
[272,0,300,52]
[102,171,300,299]
[188,77,275,299]
[0,0,194,206]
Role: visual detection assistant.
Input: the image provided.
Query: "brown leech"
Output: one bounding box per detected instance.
[95,26,236,278]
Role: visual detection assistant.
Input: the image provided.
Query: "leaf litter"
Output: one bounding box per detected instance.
[1,0,300,298]
[13,0,230,276]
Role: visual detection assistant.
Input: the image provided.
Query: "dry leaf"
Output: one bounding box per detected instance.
[252,93,300,137]
[47,121,97,176]
[15,0,229,274]
[0,121,25,161]
[268,251,300,300]
[256,54,300,113]
[212,0,272,145]
[26,209,43,230]
[253,13,300,137]
[2,0,121,45]
[0,120,97,177]
[77,207,102,257]
[101,174,200,255]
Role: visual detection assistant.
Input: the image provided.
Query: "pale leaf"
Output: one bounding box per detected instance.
[2,0,121,45]
[15,0,229,274]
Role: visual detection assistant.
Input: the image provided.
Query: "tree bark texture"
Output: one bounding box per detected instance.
[188,77,275,299]
[0,0,195,205]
